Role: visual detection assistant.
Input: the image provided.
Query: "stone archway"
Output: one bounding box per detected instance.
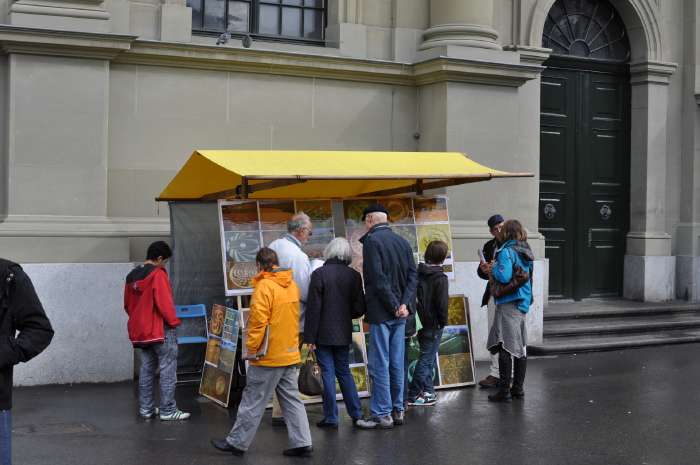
[527,0,664,62]
[528,0,678,301]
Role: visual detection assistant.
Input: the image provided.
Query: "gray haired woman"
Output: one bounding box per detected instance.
[303,237,366,428]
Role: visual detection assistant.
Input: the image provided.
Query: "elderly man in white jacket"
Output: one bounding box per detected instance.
[267,212,312,426]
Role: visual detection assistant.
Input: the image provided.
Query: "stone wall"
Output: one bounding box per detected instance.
[13,263,135,386]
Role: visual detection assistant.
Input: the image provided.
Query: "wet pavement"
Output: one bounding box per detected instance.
[12,344,699,465]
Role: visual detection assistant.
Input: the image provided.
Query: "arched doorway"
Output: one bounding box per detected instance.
[539,0,631,300]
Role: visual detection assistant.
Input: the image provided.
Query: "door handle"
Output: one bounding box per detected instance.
[588,229,592,248]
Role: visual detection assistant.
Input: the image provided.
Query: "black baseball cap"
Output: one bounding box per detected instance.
[362,204,389,221]
[487,214,504,229]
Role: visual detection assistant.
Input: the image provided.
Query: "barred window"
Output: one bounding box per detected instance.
[190,0,325,44]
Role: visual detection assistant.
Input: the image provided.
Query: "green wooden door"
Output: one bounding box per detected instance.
[539,58,630,300]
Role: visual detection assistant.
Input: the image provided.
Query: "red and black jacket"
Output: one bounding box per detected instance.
[123,264,180,346]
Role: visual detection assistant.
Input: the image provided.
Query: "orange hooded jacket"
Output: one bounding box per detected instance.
[247,267,301,367]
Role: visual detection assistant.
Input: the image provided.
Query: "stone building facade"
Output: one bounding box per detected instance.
[0,0,695,384]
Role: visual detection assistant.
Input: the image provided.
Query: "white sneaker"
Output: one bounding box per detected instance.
[159,409,190,421]
[139,407,159,419]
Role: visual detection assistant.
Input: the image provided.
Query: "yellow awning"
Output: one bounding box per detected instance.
[157,150,532,200]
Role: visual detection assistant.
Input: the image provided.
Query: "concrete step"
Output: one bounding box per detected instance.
[544,313,700,337]
[544,301,700,321]
[529,328,700,356]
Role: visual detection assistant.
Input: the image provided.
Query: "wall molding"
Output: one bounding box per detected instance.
[450,220,545,241]
[0,25,542,87]
[0,25,135,59]
[0,215,170,237]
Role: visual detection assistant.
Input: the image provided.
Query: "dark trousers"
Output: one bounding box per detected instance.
[315,345,363,423]
[408,328,443,400]
[0,409,10,465]
[498,346,527,392]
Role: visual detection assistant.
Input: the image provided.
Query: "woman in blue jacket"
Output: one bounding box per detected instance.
[486,220,534,402]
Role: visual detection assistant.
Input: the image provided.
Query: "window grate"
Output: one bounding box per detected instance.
[542,0,630,62]
[190,0,326,45]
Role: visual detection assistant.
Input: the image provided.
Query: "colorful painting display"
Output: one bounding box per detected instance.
[404,295,475,390]
[343,196,454,279]
[219,199,336,295]
[214,196,459,402]
[199,304,241,407]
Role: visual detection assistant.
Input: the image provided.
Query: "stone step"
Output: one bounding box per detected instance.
[544,313,700,337]
[543,301,700,321]
[528,328,700,356]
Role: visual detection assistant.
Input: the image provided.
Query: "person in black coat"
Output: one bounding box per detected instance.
[0,259,54,465]
[355,204,417,430]
[303,238,365,428]
[477,214,504,388]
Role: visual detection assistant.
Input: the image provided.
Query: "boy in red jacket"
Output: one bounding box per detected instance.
[124,241,190,421]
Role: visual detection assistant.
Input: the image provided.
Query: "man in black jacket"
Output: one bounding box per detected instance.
[477,214,504,388]
[355,204,417,430]
[0,259,54,465]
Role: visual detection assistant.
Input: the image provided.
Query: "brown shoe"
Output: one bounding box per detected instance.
[478,375,500,388]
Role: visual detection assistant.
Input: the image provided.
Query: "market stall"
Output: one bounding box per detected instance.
[157,150,532,407]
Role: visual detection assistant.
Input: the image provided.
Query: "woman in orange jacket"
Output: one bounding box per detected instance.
[211,247,313,458]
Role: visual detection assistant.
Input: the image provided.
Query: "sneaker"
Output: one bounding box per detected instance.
[316,420,338,429]
[423,392,438,403]
[409,395,436,407]
[283,446,313,457]
[159,409,191,421]
[391,409,404,425]
[211,438,245,456]
[139,407,159,419]
[479,375,500,388]
[355,415,393,429]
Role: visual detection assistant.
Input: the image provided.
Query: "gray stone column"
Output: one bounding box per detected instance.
[9,0,111,33]
[160,0,192,42]
[623,61,678,301]
[0,27,140,263]
[421,0,499,50]
[677,5,700,302]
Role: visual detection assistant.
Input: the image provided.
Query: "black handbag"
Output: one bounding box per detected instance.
[298,350,323,396]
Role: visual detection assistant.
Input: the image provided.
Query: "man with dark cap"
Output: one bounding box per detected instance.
[477,214,505,388]
[355,204,417,430]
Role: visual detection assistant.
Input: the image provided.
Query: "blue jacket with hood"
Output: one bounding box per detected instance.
[493,240,534,313]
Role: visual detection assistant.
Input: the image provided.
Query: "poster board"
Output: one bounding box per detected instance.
[218,199,336,296]
[199,304,241,407]
[343,196,454,279]
[218,196,454,296]
[404,295,476,390]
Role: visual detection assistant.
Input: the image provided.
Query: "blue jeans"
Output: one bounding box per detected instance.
[314,345,363,424]
[368,318,406,417]
[139,328,179,415]
[0,410,10,465]
[408,328,443,400]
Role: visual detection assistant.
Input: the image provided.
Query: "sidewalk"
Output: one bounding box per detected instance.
[12,344,699,465]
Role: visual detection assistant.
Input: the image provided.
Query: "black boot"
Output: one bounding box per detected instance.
[488,347,512,403]
[511,356,527,399]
